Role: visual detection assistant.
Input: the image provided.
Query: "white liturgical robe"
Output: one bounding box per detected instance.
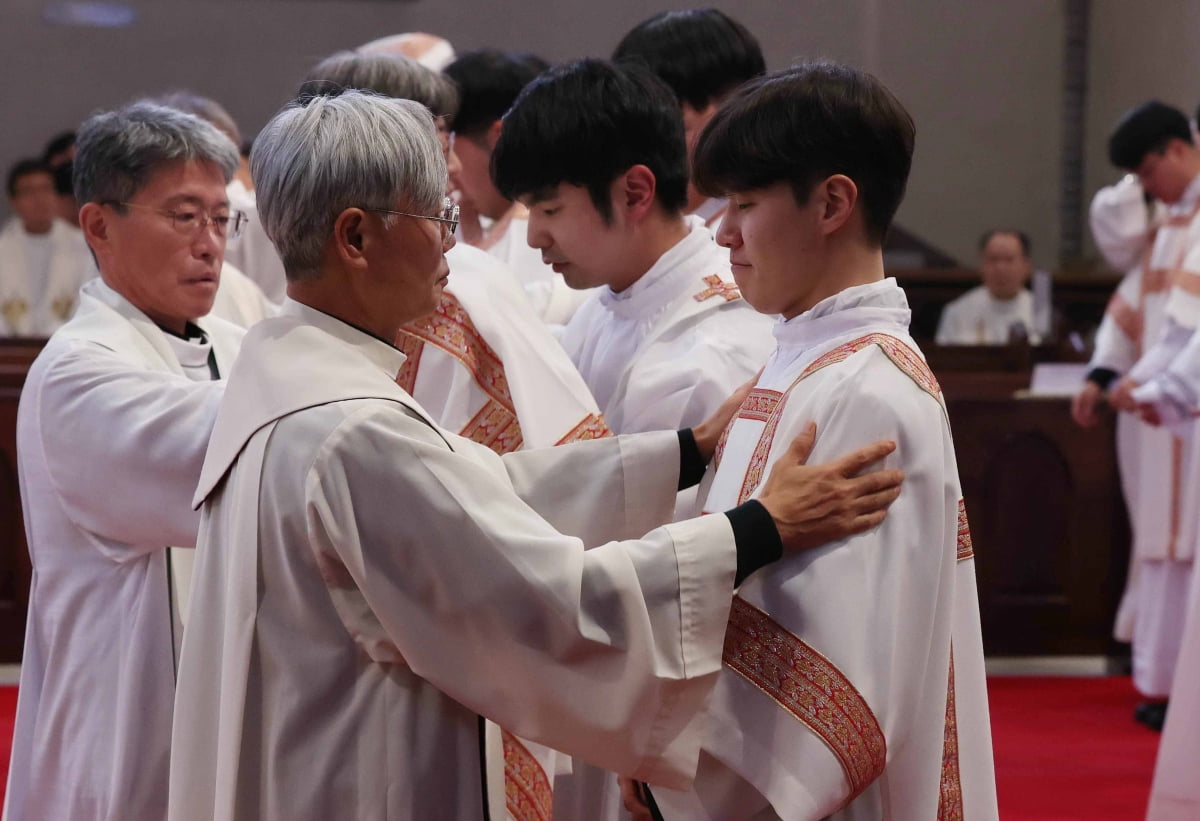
[223,180,287,303]
[935,285,1039,345]
[209,261,278,330]
[4,278,243,821]
[397,243,609,453]
[653,279,998,821]
[0,218,90,336]
[559,216,775,434]
[168,300,741,821]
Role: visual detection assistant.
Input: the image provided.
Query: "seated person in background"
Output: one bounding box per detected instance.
[0,158,90,336]
[936,228,1040,345]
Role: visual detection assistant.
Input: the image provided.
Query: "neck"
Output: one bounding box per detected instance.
[782,236,886,320]
[288,275,405,345]
[21,220,53,236]
[608,212,691,293]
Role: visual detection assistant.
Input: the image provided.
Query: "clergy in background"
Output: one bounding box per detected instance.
[935,228,1041,345]
[636,61,998,821]
[0,158,90,336]
[492,59,775,437]
[5,102,246,821]
[167,90,905,821]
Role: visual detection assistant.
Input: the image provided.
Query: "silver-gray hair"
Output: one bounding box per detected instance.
[73,101,239,207]
[302,51,459,121]
[250,90,445,280]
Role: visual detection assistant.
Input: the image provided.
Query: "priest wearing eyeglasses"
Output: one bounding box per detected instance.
[166,90,905,821]
[5,101,248,821]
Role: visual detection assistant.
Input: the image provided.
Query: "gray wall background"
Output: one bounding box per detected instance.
[0,0,1192,269]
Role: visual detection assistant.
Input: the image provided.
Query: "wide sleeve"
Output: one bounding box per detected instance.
[305,406,738,788]
[33,343,221,553]
[1089,270,1142,375]
[935,297,968,345]
[1089,175,1152,273]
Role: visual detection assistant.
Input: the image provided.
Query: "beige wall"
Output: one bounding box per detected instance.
[1,0,1186,270]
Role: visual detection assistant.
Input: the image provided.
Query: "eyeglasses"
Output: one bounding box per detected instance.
[366,197,460,238]
[105,201,247,239]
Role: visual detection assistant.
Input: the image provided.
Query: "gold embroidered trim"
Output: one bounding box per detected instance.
[554,413,614,445]
[693,273,741,303]
[462,398,524,455]
[1143,268,1177,293]
[394,333,423,394]
[937,651,964,821]
[740,388,782,422]
[723,597,886,801]
[956,500,974,562]
[502,729,553,821]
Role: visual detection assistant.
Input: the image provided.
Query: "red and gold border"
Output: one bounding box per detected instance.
[693,273,741,303]
[723,597,886,802]
[462,399,524,455]
[937,652,964,821]
[1106,293,1143,344]
[956,500,974,562]
[555,413,613,445]
[502,730,553,821]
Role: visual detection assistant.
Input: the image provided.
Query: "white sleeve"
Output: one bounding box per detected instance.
[307,407,738,788]
[935,299,967,345]
[35,344,221,552]
[1090,175,1152,272]
[1089,271,1142,375]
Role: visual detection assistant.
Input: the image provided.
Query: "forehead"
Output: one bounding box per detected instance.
[982,233,1024,255]
[132,159,228,203]
[12,170,53,191]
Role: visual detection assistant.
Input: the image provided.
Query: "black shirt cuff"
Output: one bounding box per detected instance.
[676,429,707,491]
[1087,367,1119,391]
[724,500,783,586]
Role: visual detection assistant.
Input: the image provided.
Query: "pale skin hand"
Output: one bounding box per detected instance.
[619,777,655,821]
[757,423,903,552]
[1108,377,1140,412]
[1071,381,1103,428]
[1138,402,1163,426]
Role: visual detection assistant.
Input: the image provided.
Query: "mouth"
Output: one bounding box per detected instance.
[547,261,567,274]
[184,272,218,288]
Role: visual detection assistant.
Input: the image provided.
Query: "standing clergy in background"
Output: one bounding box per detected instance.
[301,52,609,459]
[0,159,90,335]
[445,48,593,323]
[935,229,1041,345]
[4,102,246,821]
[493,59,775,436]
[612,7,767,231]
[634,61,998,821]
[1099,101,1200,729]
[167,90,905,821]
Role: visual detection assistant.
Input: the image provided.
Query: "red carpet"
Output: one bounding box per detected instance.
[0,678,1162,816]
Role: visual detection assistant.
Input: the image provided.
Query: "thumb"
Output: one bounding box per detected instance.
[786,422,817,465]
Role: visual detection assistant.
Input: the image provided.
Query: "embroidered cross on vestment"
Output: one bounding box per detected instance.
[693,274,740,302]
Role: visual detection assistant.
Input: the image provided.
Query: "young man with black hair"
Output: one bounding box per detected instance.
[0,158,90,335]
[445,49,590,322]
[493,58,773,439]
[613,8,766,229]
[631,62,998,820]
[1072,101,1200,734]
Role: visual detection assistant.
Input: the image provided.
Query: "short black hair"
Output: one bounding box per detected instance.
[7,158,52,198]
[612,8,765,111]
[978,228,1031,257]
[444,49,549,138]
[693,61,915,245]
[492,58,689,221]
[1108,100,1192,170]
[42,131,76,166]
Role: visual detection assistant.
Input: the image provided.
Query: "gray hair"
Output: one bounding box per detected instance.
[303,51,459,121]
[151,90,243,147]
[250,90,446,280]
[73,101,239,207]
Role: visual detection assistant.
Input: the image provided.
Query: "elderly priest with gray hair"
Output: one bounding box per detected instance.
[166,90,904,820]
[5,102,246,820]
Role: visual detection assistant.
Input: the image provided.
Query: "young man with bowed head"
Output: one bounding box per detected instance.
[613,7,767,230]
[167,90,904,821]
[5,103,246,820]
[492,59,775,438]
[629,62,998,821]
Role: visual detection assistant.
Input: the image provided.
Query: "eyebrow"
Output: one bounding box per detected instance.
[525,186,560,206]
[159,194,231,210]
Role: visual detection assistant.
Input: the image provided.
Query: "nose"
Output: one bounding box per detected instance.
[525,214,549,250]
[192,220,223,260]
[446,148,463,191]
[714,211,740,249]
[442,228,456,251]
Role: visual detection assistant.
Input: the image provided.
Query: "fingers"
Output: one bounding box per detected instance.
[850,484,903,515]
[833,439,896,477]
[849,468,904,495]
[783,422,817,466]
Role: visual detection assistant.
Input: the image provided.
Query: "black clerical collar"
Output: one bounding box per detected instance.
[157,320,209,345]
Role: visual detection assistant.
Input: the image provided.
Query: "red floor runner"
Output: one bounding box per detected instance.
[0,677,1163,816]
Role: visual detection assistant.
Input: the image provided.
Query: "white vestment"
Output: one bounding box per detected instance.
[0,217,90,336]
[654,279,998,821]
[168,300,741,821]
[209,261,278,329]
[934,285,1039,345]
[3,278,243,821]
[223,180,287,303]
[397,243,609,453]
[559,216,775,435]
[477,209,594,324]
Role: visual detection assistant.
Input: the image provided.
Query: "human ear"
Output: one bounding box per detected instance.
[817,175,858,236]
[621,164,658,220]
[78,202,109,254]
[486,119,504,151]
[333,208,370,268]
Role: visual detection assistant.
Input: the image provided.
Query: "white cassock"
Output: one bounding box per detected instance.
[396,243,610,453]
[560,215,775,435]
[476,206,594,324]
[653,278,998,821]
[1087,182,1190,694]
[934,285,1039,345]
[0,217,91,336]
[3,278,243,821]
[209,261,279,329]
[223,180,288,303]
[168,300,741,821]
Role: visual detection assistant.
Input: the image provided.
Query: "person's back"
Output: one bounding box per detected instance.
[643,61,997,820]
